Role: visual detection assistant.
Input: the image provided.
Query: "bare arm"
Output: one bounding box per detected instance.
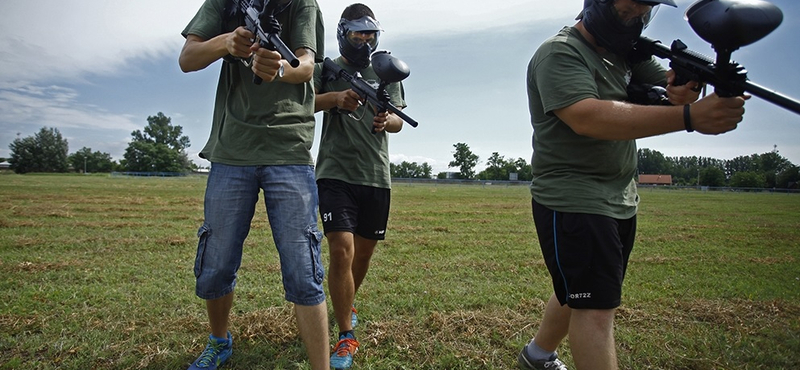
[180,27,315,85]
[267,48,316,84]
[554,93,746,140]
[315,89,361,113]
[179,27,254,73]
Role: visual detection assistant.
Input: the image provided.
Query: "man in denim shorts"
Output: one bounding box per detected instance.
[179,0,328,369]
[313,3,406,369]
[519,1,747,369]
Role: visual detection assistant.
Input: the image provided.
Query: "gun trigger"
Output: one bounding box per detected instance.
[240,55,253,68]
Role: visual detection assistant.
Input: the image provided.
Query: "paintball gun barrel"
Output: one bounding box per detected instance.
[322,51,419,128]
[632,0,800,115]
[235,0,299,84]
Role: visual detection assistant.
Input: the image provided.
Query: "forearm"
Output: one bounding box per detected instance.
[314,92,340,112]
[556,99,684,140]
[179,34,230,73]
[279,49,315,84]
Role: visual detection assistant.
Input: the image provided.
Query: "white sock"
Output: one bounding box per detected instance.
[525,339,556,361]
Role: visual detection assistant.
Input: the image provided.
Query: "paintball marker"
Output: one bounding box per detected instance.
[232,0,300,84]
[631,0,800,114]
[322,50,419,129]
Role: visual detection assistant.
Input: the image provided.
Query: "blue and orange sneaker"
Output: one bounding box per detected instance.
[330,332,359,369]
[188,332,232,370]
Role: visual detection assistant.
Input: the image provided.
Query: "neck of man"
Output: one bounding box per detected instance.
[575,21,600,51]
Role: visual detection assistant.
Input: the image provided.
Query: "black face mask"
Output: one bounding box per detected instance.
[583,0,646,56]
[337,16,382,69]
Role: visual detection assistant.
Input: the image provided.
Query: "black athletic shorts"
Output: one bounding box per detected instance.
[532,198,636,309]
[317,178,391,240]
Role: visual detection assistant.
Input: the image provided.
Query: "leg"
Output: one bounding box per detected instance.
[197,163,259,334]
[260,165,328,368]
[569,308,617,370]
[533,293,570,352]
[351,234,377,293]
[191,163,259,369]
[295,302,331,370]
[327,231,358,332]
[207,292,234,338]
[328,232,377,332]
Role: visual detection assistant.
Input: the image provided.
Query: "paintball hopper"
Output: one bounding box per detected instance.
[371,50,410,83]
[685,0,783,51]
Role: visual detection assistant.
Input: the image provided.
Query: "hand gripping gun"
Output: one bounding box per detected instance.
[322,51,419,129]
[631,0,800,114]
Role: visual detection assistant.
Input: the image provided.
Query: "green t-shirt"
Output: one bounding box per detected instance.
[182,0,324,166]
[313,57,406,189]
[527,26,667,219]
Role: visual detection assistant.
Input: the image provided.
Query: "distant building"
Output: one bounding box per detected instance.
[638,174,672,185]
[0,161,10,171]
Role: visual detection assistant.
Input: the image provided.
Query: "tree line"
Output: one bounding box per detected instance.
[8,119,799,189]
[395,142,799,189]
[6,113,192,174]
[637,147,799,188]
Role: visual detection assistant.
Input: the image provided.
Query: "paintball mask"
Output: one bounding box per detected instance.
[337,16,383,69]
[580,0,676,55]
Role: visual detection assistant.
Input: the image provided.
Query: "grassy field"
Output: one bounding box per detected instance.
[1,173,798,369]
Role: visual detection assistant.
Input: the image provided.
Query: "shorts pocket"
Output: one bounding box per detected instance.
[308,226,324,284]
[195,224,211,278]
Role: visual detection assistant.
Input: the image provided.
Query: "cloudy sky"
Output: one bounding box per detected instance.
[1,0,799,174]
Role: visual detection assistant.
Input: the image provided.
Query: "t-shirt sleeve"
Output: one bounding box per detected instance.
[532,43,599,116]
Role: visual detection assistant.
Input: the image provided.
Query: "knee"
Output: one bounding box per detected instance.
[326,232,353,260]
[572,308,616,331]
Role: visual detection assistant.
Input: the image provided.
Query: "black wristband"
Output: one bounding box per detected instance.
[683,104,694,132]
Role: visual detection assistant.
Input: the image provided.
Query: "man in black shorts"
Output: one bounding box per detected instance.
[313,3,406,369]
[519,0,746,369]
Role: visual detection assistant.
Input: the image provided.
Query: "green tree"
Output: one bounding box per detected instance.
[68,147,115,173]
[755,150,791,188]
[729,171,766,189]
[699,166,726,187]
[479,152,508,180]
[725,154,757,179]
[776,164,800,189]
[637,148,669,174]
[8,127,69,174]
[512,157,533,181]
[390,161,433,178]
[448,142,479,179]
[123,113,191,172]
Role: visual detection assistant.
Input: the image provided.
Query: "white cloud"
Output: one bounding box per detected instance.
[0,83,140,132]
[0,0,196,84]
[0,1,580,85]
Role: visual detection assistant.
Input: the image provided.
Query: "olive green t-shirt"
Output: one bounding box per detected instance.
[313,57,406,189]
[527,26,667,219]
[182,0,324,165]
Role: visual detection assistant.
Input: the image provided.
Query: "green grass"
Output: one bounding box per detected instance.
[1,174,798,369]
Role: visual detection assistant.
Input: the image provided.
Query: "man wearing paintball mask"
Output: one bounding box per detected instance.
[518,1,747,369]
[313,3,405,369]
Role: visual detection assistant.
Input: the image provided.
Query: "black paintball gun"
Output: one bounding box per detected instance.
[322,50,419,129]
[230,0,300,84]
[631,0,800,114]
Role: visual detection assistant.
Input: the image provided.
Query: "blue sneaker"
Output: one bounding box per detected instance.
[330,332,359,369]
[188,332,232,370]
[350,305,358,328]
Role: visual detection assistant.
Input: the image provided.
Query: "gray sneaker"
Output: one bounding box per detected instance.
[518,348,568,370]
